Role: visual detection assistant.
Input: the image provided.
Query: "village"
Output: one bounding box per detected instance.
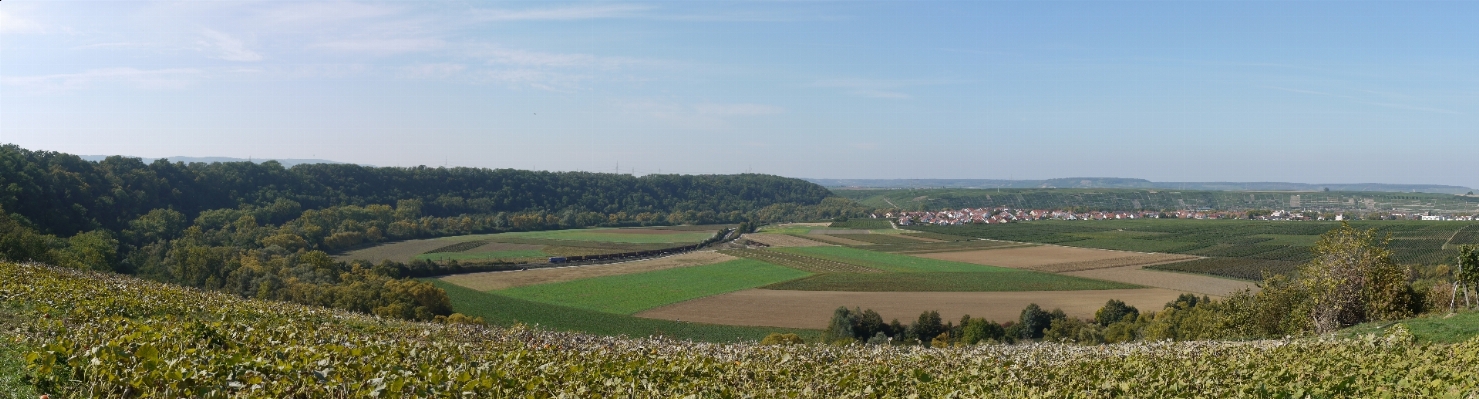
[886,207,1476,226]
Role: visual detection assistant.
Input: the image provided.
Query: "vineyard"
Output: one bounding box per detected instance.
[5,261,1478,397]
[917,220,1478,279]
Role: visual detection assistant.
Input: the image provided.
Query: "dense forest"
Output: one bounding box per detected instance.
[0,144,865,321]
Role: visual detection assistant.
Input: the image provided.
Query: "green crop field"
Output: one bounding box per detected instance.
[416,249,549,261]
[494,259,810,314]
[433,281,815,342]
[764,271,1140,292]
[775,246,1004,273]
[828,219,893,229]
[498,228,719,244]
[916,220,1478,279]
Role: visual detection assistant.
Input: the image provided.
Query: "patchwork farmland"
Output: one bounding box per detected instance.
[433,220,1259,332]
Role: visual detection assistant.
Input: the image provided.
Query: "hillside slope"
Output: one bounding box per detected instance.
[3,261,1476,397]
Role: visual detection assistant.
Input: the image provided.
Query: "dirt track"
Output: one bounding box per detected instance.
[636,288,1192,329]
[439,251,736,291]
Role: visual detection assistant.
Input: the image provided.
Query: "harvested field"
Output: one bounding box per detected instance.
[1063,266,1258,297]
[741,233,831,247]
[915,245,1134,268]
[439,251,736,291]
[718,249,879,274]
[798,234,872,246]
[1025,254,1201,273]
[636,288,1192,329]
[334,238,457,263]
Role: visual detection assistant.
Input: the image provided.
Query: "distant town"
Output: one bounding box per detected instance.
[887,207,1476,226]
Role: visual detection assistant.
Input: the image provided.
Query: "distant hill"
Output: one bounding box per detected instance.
[77,155,349,167]
[807,178,1475,195]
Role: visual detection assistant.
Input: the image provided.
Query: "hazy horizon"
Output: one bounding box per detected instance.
[3,1,1476,187]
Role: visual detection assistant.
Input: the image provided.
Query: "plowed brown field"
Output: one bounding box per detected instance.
[635,288,1191,329]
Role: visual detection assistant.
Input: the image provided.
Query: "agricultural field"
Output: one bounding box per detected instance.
[8,262,1476,397]
[719,249,880,273]
[739,233,830,247]
[493,259,810,314]
[775,246,1007,272]
[338,225,727,264]
[1148,257,1301,281]
[440,251,737,290]
[762,271,1139,292]
[826,233,932,245]
[433,281,814,342]
[915,220,1479,280]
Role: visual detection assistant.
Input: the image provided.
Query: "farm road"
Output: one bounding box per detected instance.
[636,288,1190,329]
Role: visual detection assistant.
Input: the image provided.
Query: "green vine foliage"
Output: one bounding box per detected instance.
[5,261,1479,397]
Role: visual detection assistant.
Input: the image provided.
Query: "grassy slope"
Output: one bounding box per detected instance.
[0,342,36,399]
[431,280,816,342]
[494,259,811,314]
[1343,311,1479,344]
[765,272,1140,292]
[776,246,1009,273]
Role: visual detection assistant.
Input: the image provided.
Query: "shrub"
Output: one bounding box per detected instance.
[760,333,805,345]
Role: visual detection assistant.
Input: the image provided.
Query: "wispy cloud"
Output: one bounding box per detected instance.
[402,63,466,79]
[198,29,262,62]
[311,38,445,56]
[0,9,47,34]
[693,103,784,116]
[475,4,650,21]
[258,2,402,25]
[812,78,955,99]
[2,68,202,92]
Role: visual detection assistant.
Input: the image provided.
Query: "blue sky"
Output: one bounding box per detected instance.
[2,1,1476,187]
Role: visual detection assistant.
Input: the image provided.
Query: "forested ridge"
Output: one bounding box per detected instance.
[0,144,863,322]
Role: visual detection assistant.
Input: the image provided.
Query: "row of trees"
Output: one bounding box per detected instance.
[823,223,1469,346]
[0,144,866,323]
[0,144,836,237]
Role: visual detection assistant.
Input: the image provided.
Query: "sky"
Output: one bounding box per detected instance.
[1,1,1476,187]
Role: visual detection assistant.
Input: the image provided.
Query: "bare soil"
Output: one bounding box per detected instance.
[1062,266,1257,297]
[914,245,1134,268]
[439,251,737,291]
[741,233,832,247]
[635,288,1192,329]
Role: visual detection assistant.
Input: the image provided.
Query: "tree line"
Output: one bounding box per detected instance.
[0,144,867,323]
